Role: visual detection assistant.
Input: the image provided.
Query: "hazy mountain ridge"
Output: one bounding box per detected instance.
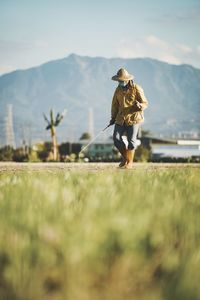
[0,54,200,146]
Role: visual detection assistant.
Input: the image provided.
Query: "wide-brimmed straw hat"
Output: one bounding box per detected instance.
[112,68,134,81]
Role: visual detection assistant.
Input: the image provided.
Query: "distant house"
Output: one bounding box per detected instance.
[80,138,114,161]
[80,137,141,161]
[147,137,200,159]
[80,135,200,161]
[87,141,114,160]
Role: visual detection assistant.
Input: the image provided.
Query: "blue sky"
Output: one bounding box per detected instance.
[0,0,200,74]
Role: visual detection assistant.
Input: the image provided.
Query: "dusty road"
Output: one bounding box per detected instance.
[0,162,199,173]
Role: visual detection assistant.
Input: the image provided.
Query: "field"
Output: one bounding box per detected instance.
[0,163,200,300]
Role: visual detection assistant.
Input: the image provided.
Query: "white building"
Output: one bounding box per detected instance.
[151,139,200,158]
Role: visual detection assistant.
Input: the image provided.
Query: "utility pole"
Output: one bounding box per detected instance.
[5,104,16,149]
[88,107,94,139]
[27,122,32,148]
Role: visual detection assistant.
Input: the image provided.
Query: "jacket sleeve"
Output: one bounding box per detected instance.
[111,89,119,120]
[135,84,148,110]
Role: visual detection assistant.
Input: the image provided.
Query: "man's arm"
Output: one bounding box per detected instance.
[110,89,119,123]
[135,84,148,110]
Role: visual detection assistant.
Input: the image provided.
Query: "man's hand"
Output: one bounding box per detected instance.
[109,118,115,125]
[134,101,143,110]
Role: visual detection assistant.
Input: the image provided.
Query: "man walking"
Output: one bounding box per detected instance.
[110,68,148,169]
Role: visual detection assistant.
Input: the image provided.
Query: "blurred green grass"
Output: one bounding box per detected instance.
[0,168,200,300]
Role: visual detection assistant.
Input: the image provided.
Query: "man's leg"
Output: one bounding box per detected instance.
[125,124,140,168]
[113,124,127,166]
[126,124,140,150]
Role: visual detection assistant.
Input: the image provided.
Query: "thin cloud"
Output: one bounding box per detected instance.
[117,35,200,68]
[197,46,200,54]
[0,65,14,75]
[0,39,50,74]
[149,8,200,23]
[0,40,49,53]
[176,44,193,54]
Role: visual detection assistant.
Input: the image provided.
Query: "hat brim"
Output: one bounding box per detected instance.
[112,74,134,81]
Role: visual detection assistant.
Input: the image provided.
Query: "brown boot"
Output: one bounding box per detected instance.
[125,149,135,169]
[118,148,127,168]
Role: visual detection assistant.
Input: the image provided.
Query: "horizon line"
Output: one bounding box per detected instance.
[0,53,199,77]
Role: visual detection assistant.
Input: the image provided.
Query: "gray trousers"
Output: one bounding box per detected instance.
[113,123,140,150]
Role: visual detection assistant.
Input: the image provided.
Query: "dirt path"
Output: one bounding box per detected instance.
[0,162,199,173]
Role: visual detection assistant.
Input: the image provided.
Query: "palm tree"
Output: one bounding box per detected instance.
[43,109,67,161]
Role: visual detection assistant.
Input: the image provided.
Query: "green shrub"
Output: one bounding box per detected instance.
[0,146,14,161]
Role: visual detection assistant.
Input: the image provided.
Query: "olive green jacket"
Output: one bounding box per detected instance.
[111,83,148,125]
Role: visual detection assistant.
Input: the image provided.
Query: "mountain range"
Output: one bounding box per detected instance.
[0,53,200,146]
